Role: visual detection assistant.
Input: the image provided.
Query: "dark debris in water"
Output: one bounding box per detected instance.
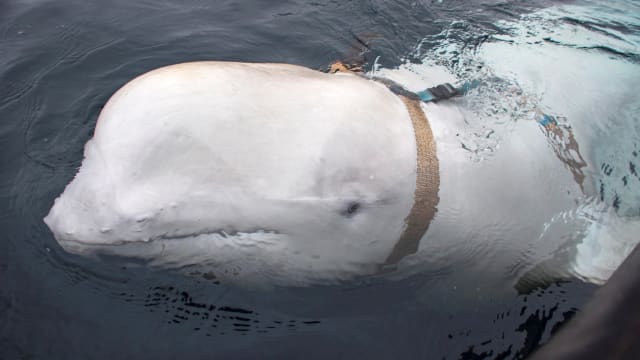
[134,286,322,336]
[597,144,640,215]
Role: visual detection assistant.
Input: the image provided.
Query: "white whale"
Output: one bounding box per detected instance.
[44,58,638,288]
[44,61,440,285]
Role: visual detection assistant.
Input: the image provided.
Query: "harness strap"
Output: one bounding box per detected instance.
[385,95,440,265]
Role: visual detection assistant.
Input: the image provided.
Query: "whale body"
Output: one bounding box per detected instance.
[44,62,438,285]
[45,59,636,288]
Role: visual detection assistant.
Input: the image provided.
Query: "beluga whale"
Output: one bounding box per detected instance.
[44,61,441,286]
[45,58,636,289]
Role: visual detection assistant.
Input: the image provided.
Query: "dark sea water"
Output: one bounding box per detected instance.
[2,0,639,359]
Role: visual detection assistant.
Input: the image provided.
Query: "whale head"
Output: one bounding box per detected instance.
[43,62,435,284]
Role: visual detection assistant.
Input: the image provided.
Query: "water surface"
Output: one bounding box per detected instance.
[1,0,639,358]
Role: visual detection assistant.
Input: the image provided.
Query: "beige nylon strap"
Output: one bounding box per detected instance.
[385,96,440,265]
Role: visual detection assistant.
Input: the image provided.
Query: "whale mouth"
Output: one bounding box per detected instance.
[54,228,283,257]
[56,238,120,257]
[55,236,168,265]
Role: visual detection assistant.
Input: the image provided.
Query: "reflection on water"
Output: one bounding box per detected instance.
[1,0,639,358]
[137,286,322,335]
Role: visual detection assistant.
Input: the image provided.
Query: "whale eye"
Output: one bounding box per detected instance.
[341,201,361,218]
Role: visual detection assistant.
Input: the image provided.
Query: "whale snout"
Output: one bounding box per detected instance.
[45,194,105,253]
[44,172,126,254]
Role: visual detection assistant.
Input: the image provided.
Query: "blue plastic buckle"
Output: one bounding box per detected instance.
[417,90,435,102]
[538,114,557,127]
